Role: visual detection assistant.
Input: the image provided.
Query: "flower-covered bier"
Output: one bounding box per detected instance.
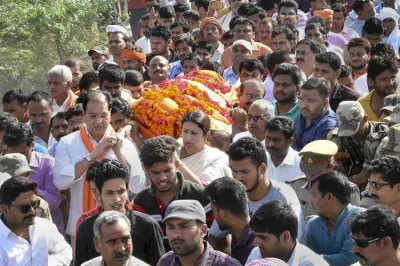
[133,78,232,139]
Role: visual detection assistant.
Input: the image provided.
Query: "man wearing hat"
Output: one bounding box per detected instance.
[381,95,400,119]
[291,140,361,217]
[88,46,110,71]
[0,153,52,221]
[102,25,129,68]
[197,17,225,63]
[223,40,253,85]
[157,199,241,266]
[328,101,388,187]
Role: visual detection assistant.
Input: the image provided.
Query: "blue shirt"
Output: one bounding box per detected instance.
[168,61,183,80]
[306,204,363,266]
[293,109,338,151]
[34,143,49,155]
[223,67,239,85]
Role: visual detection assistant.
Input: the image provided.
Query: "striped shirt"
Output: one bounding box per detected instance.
[133,173,213,251]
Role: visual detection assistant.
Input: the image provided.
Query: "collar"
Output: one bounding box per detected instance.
[0,215,12,239]
[150,172,185,197]
[225,66,238,77]
[215,41,225,55]
[331,83,342,100]
[281,147,299,166]
[175,241,213,265]
[300,108,331,127]
[251,40,260,51]
[232,224,253,247]
[273,100,299,115]
[328,204,353,228]
[29,151,40,168]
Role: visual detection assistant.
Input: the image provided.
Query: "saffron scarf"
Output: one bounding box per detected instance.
[80,125,115,212]
[52,90,76,111]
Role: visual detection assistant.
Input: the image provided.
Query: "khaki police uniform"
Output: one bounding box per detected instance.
[291,140,361,217]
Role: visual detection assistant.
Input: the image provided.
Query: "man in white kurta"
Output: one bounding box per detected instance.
[54,90,146,241]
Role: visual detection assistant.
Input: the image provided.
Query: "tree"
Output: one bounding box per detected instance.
[0,0,114,97]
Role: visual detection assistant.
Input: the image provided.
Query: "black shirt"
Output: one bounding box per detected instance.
[74,209,165,266]
[330,83,361,112]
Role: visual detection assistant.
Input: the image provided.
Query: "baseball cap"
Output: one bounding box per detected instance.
[381,124,400,154]
[163,200,206,223]
[381,94,400,113]
[106,25,128,36]
[336,101,365,137]
[299,140,338,176]
[0,153,35,177]
[231,40,253,53]
[385,103,400,124]
[246,258,289,266]
[88,45,110,57]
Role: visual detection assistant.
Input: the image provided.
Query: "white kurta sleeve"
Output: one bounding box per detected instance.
[54,138,81,190]
[122,139,148,194]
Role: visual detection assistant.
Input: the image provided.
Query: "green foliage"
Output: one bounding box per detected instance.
[0,0,113,96]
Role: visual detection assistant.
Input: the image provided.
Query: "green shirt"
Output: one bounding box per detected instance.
[273,100,301,122]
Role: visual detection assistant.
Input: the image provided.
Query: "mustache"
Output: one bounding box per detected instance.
[24,215,35,221]
[267,147,278,152]
[171,239,185,244]
[113,251,128,259]
[296,58,304,62]
[33,122,46,126]
[355,252,368,262]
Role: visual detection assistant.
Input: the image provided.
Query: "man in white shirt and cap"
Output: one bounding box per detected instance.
[101,25,129,68]
[223,40,253,85]
[380,7,400,53]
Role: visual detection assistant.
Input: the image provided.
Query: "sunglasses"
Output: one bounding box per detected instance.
[352,237,381,248]
[12,199,40,214]
[368,179,394,190]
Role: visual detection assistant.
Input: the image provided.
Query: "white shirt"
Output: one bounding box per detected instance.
[218,10,233,32]
[267,147,303,184]
[212,41,225,63]
[232,131,266,147]
[81,255,149,266]
[135,37,151,54]
[0,216,72,266]
[54,129,147,236]
[52,95,71,113]
[246,242,329,266]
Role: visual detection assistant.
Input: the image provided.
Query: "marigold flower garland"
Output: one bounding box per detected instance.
[133,78,232,139]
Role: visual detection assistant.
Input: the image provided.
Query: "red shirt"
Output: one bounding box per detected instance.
[129,0,146,10]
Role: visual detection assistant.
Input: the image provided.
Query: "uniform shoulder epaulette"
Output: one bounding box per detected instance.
[290,175,307,183]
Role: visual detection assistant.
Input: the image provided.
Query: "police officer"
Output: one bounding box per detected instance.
[328,101,388,187]
[291,140,360,217]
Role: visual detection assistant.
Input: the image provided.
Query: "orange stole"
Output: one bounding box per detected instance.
[53,90,77,111]
[79,125,115,212]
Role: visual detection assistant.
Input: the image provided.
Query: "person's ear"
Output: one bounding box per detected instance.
[280,230,291,243]
[367,77,374,88]
[174,159,180,169]
[67,81,72,88]
[260,162,267,175]
[94,237,101,253]
[287,136,294,146]
[324,97,329,108]
[335,69,341,79]
[200,223,208,238]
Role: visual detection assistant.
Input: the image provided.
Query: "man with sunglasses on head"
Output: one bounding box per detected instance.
[349,205,400,266]
[365,156,400,220]
[2,123,65,234]
[0,176,72,265]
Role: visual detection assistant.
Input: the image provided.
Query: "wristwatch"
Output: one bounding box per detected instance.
[84,153,92,163]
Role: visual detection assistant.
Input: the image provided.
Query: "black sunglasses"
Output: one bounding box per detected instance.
[12,199,40,214]
[352,237,381,248]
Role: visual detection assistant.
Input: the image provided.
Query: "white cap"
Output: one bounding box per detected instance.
[231,40,253,53]
[106,25,128,35]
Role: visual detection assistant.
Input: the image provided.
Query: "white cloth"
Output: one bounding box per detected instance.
[326,44,345,64]
[380,7,400,52]
[232,131,266,147]
[135,37,151,54]
[267,147,303,184]
[181,146,232,184]
[212,41,225,63]
[355,72,400,96]
[52,95,71,113]
[218,10,233,32]
[81,255,149,266]
[0,216,72,266]
[246,242,329,266]
[54,129,147,236]
[264,74,275,102]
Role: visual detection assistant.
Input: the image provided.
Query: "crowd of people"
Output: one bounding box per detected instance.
[3,0,400,265]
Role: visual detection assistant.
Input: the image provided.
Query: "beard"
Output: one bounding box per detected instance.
[246,169,260,193]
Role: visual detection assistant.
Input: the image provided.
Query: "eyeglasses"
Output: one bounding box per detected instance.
[248,115,268,123]
[352,237,381,248]
[279,11,296,16]
[368,179,394,190]
[245,93,263,100]
[86,113,109,121]
[12,199,40,214]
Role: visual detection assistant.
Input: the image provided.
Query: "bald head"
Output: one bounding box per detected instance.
[238,80,265,112]
[149,56,170,84]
